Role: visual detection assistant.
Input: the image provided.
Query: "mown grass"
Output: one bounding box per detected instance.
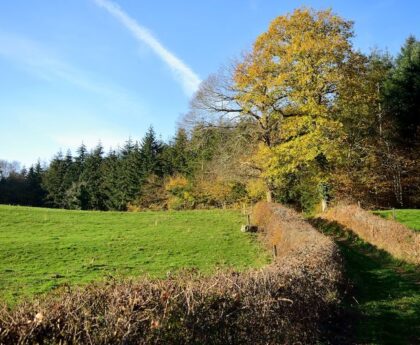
[0,205,269,304]
[312,218,420,345]
[374,209,420,231]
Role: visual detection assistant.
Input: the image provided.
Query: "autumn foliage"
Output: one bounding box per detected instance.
[189,8,419,211]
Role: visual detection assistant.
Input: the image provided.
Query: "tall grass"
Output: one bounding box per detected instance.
[252,202,341,264]
[321,204,420,264]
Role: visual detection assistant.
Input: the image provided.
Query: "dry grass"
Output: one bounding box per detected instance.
[320,204,420,264]
[0,203,343,344]
[252,202,340,262]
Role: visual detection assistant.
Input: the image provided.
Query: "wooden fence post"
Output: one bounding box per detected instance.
[272,245,277,258]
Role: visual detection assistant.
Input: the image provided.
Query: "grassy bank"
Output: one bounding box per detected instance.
[0,205,269,304]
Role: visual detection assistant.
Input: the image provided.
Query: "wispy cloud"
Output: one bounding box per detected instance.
[0,32,130,99]
[93,0,201,96]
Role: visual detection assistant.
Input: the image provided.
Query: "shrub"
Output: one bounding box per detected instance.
[165,175,195,210]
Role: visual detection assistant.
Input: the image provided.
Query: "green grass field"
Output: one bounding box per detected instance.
[374,209,420,231]
[0,205,269,304]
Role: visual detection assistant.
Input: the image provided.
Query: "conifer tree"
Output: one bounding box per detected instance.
[102,150,122,210]
[62,150,78,194]
[170,128,192,175]
[140,126,163,177]
[383,36,420,144]
[119,139,143,206]
[26,161,46,206]
[75,143,88,176]
[80,144,106,210]
[42,151,67,207]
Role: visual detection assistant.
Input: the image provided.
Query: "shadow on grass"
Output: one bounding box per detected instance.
[310,218,420,345]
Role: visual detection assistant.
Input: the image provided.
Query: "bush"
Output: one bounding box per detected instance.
[165,175,195,210]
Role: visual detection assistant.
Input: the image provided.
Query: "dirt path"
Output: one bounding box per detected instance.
[311,218,420,345]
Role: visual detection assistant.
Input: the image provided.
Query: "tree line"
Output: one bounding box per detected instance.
[0,126,250,210]
[1,8,419,212]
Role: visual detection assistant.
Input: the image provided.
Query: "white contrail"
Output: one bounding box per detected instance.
[93,0,201,96]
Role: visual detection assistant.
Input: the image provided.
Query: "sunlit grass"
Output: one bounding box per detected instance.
[374,209,420,231]
[0,205,269,304]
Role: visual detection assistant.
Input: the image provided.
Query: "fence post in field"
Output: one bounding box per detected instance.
[272,245,278,258]
[392,208,396,220]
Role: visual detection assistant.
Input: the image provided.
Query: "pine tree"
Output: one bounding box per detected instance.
[80,144,107,210]
[140,126,163,177]
[62,150,78,195]
[102,150,124,210]
[120,139,143,205]
[42,151,67,207]
[75,143,88,176]
[26,161,46,206]
[170,128,192,176]
[383,36,420,144]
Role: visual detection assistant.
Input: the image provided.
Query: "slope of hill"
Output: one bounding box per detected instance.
[0,205,269,303]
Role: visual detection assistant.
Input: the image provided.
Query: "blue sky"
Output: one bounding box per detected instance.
[1,0,419,167]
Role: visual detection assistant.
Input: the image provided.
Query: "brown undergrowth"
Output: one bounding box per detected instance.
[320,204,420,264]
[0,203,342,344]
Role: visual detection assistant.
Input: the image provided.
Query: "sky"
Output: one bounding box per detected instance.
[0,0,419,167]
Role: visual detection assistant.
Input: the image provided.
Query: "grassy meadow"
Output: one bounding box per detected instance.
[374,209,420,231]
[0,205,269,304]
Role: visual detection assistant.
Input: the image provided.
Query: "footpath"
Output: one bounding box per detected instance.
[312,218,420,345]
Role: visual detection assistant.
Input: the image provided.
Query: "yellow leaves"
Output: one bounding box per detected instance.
[165,175,189,193]
[254,115,345,186]
[246,178,267,201]
[235,8,355,112]
[230,7,364,205]
[164,175,195,210]
[165,175,192,210]
[195,178,232,202]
